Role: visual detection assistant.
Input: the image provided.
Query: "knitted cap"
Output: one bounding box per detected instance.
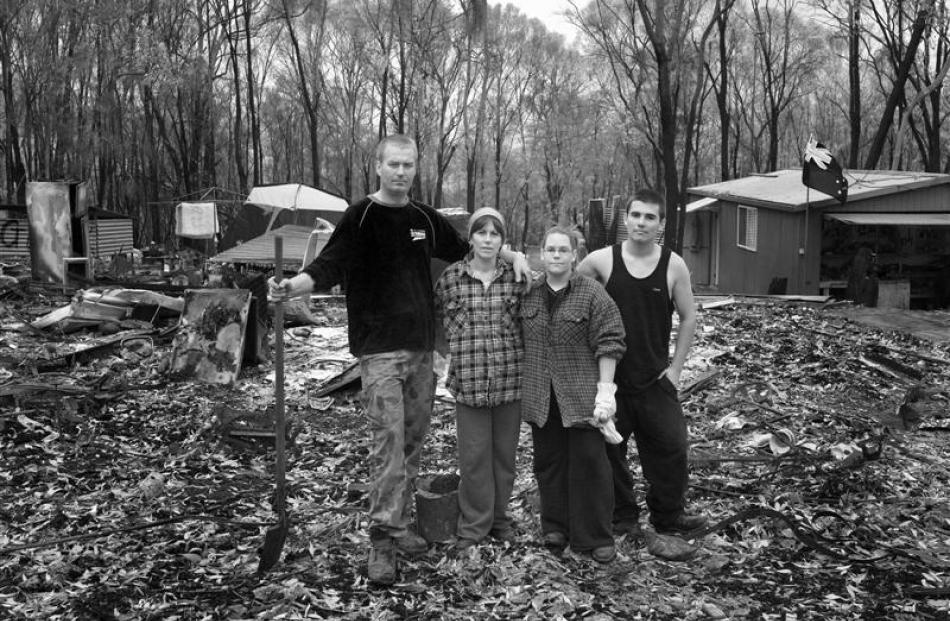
[468,207,506,239]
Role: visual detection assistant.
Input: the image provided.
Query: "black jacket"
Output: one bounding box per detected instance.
[302,197,468,356]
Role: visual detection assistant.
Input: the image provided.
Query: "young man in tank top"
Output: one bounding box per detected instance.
[577,188,707,537]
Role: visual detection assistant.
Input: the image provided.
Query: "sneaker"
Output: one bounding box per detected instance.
[592,545,617,563]
[653,513,708,534]
[368,540,396,584]
[455,537,478,550]
[613,520,643,539]
[542,531,567,551]
[490,525,517,543]
[394,531,428,557]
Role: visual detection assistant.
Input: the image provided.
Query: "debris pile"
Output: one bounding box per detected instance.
[1,293,949,618]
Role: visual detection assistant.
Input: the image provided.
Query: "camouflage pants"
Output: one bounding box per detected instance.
[359,350,435,540]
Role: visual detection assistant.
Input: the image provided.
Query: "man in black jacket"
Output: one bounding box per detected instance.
[270,135,529,583]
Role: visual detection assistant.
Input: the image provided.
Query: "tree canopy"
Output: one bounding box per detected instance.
[1,0,948,250]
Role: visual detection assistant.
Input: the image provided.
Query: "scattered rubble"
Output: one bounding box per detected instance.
[1,286,949,618]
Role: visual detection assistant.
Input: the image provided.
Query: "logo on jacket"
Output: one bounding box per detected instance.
[410,228,427,242]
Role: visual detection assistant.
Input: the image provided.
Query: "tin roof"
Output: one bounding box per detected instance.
[824,212,950,225]
[209,224,330,268]
[688,169,950,211]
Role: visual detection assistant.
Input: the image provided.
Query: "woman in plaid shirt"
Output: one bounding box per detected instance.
[522,226,626,563]
[434,207,525,549]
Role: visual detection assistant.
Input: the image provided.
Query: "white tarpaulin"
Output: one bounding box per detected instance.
[245,184,349,232]
[175,202,219,238]
[245,184,348,214]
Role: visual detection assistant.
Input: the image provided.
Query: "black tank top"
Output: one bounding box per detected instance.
[605,244,674,390]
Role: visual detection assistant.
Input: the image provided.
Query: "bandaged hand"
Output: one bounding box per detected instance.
[591,382,622,444]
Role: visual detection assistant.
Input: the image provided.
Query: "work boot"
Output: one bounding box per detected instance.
[591,545,617,563]
[367,539,396,585]
[490,524,517,543]
[394,531,428,557]
[542,531,568,552]
[652,513,708,535]
[613,520,643,540]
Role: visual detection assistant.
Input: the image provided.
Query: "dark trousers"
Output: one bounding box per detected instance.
[531,397,614,551]
[607,376,688,527]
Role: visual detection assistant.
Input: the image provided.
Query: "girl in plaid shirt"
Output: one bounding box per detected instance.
[521,226,626,563]
[434,207,524,549]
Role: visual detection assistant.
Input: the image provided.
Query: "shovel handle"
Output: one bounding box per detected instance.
[273,236,287,517]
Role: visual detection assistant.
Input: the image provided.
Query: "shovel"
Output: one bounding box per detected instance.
[258,235,289,574]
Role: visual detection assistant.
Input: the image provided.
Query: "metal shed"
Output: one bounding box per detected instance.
[84,209,135,261]
[0,206,29,260]
[686,169,950,307]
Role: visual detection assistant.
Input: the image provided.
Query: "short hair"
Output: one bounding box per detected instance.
[376,134,417,162]
[628,188,666,219]
[468,213,506,242]
[542,225,579,251]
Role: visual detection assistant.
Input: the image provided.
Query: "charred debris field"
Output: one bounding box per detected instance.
[2,287,950,620]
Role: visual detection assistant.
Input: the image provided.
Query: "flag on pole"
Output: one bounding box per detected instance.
[802,137,848,203]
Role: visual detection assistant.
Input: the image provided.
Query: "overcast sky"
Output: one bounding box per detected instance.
[491,0,580,41]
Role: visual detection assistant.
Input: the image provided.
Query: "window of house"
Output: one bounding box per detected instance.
[737,205,758,251]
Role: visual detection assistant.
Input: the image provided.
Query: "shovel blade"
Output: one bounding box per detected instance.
[257,521,288,575]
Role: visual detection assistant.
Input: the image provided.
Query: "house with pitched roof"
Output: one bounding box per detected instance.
[685,169,950,308]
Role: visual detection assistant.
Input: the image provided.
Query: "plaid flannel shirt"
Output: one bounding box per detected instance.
[434,258,524,408]
[521,273,626,428]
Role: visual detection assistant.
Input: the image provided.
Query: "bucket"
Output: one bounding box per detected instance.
[415,473,460,543]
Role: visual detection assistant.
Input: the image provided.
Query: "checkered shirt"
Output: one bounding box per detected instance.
[434,259,524,408]
[521,274,626,428]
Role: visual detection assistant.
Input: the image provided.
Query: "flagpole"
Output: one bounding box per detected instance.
[802,137,847,295]
[803,186,810,293]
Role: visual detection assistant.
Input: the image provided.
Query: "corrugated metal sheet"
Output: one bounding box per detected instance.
[610,196,628,244]
[0,218,29,259]
[209,224,329,269]
[85,217,134,259]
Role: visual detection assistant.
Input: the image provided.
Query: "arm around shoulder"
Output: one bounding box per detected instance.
[587,281,626,360]
[431,207,470,263]
[576,247,610,284]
